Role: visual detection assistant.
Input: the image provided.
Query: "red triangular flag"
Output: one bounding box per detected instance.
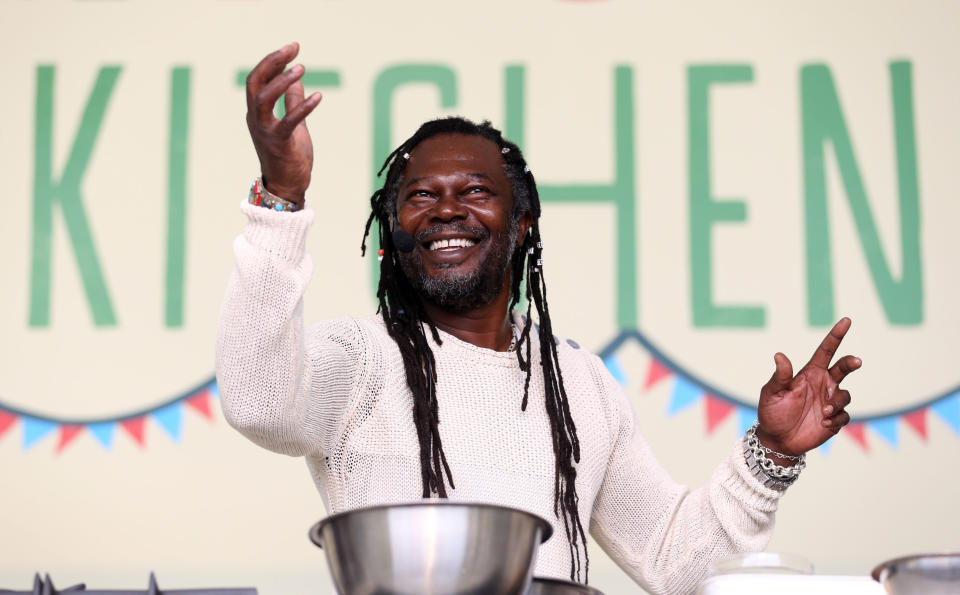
[0,410,17,440]
[844,423,869,451]
[705,395,734,434]
[186,390,214,421]
[56,425,84,454]
[902,409,928,441]
[644,358,672,391]
[121,417,146,447]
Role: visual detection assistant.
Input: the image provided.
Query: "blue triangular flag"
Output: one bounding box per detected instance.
[603,356,628,386]
[931,392,960,433]
[87,421,115,449]
[737,407,756,435]
[667,376,702,416]
[869,416,899,447]
[209,381,219,399]
[153,402,183,441]
[817,435,833,455]
[22,418,57,449]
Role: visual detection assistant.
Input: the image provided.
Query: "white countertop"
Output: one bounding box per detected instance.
[697,573,886,595]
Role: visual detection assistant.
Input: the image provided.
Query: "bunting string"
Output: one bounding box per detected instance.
[0,378,218,454]
[2,327,957,455]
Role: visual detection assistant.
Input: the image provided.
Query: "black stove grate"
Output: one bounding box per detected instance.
[0,573,257,595]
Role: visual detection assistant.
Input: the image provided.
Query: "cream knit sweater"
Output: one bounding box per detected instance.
[216,203,784,595]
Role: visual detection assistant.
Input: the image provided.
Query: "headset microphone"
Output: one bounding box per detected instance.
[392,228,416,253]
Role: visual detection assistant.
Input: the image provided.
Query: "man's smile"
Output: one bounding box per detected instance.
[414,224,489,266]
[427,237,476,251]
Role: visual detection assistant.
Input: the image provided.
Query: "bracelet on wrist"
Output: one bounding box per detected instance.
[248,177,298,212]
[743,422,806,490]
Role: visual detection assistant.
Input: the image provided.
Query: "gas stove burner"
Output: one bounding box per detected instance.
[0,573,257,595]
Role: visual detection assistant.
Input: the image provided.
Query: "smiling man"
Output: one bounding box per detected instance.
[216,43,861,594]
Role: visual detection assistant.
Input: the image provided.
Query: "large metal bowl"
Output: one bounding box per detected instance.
[872,553,960,595]
[309,502,553,595]
[525,577,605,594]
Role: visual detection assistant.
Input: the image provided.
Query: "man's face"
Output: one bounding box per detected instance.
[395,134,530,311]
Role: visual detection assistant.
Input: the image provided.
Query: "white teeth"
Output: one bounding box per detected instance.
[429,238,476,251]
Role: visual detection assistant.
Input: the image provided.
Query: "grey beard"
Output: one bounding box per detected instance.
[399,221,519,312]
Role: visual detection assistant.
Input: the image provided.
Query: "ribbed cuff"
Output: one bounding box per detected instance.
[720,438,784,511]
[240,200,315,263]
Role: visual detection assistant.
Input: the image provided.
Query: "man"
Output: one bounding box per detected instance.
[216,43,860,594]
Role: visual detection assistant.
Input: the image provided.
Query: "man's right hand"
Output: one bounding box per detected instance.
[245,42,322,208]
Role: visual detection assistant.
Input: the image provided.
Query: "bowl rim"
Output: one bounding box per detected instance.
[870,552,960,581]
[309,501,554,548]
[531,576,605,594]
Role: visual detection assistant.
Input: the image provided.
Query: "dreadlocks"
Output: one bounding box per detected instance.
[360,116,589,582]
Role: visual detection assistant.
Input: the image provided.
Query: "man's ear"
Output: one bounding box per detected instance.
[517,212,533,245]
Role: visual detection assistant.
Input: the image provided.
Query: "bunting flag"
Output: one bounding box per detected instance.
[603,355,628,386]
[737,407,756,436]
[844,423,869,451]
[817,436,833,455]
[122,417,147,447]
[0,409,16,439]
[667,376,703,416]
[186,390,214,420]
[902,409,927,441]
[931,392,960,433]
[869,417,899,447]
[704,395,734,434]
[0,379,218,454]
[644,358,672,390]
[56,425,85,453]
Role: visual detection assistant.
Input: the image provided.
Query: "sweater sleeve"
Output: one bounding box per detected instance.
[588,358,784,595]
[215,202,362,457]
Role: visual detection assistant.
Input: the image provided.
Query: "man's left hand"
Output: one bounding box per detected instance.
[754,317,861,459]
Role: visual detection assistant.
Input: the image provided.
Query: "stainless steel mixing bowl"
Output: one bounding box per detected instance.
[525,577,605,594]
[872,553,960,595]
[309,502,553,595]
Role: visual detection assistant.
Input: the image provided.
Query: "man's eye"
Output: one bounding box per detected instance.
[465,187,489,194]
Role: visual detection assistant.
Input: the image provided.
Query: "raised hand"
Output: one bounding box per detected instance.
[245,42,322,207]
[755,318,862,459]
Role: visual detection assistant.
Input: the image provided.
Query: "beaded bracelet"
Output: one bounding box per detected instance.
[248,177,298,212]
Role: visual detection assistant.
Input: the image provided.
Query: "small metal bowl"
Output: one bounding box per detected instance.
[309,502,553,595]
[872,553,960,595]
[525,577,605,594]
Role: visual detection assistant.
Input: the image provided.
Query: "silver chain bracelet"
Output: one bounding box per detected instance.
[743,422,806,488]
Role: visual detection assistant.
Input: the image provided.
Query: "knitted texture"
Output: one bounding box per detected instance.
[215,202,785,595]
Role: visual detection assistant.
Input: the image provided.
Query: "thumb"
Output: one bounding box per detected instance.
[764,352,794,393]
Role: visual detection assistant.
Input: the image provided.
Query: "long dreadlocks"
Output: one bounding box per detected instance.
[360,116,589,582]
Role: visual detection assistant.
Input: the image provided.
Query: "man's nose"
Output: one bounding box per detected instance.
[430,190,467,221]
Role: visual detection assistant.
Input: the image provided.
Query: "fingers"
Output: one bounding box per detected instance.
[807,317,852,369]
[255,64,305,122]
[284,76,306,113]
[822,389,852,431]
[277,85,322,138]
[824,410,850,432]
[822,388,851,417]
[245,42,300,108]
[829,354,862,384]
[762,352,794,394]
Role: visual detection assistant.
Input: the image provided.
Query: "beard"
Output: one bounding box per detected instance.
[399,220,519,312]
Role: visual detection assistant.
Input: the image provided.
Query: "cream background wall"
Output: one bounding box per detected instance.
[1,1,958,593]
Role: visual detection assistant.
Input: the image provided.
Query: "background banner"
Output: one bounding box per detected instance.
[1,1,958,593]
